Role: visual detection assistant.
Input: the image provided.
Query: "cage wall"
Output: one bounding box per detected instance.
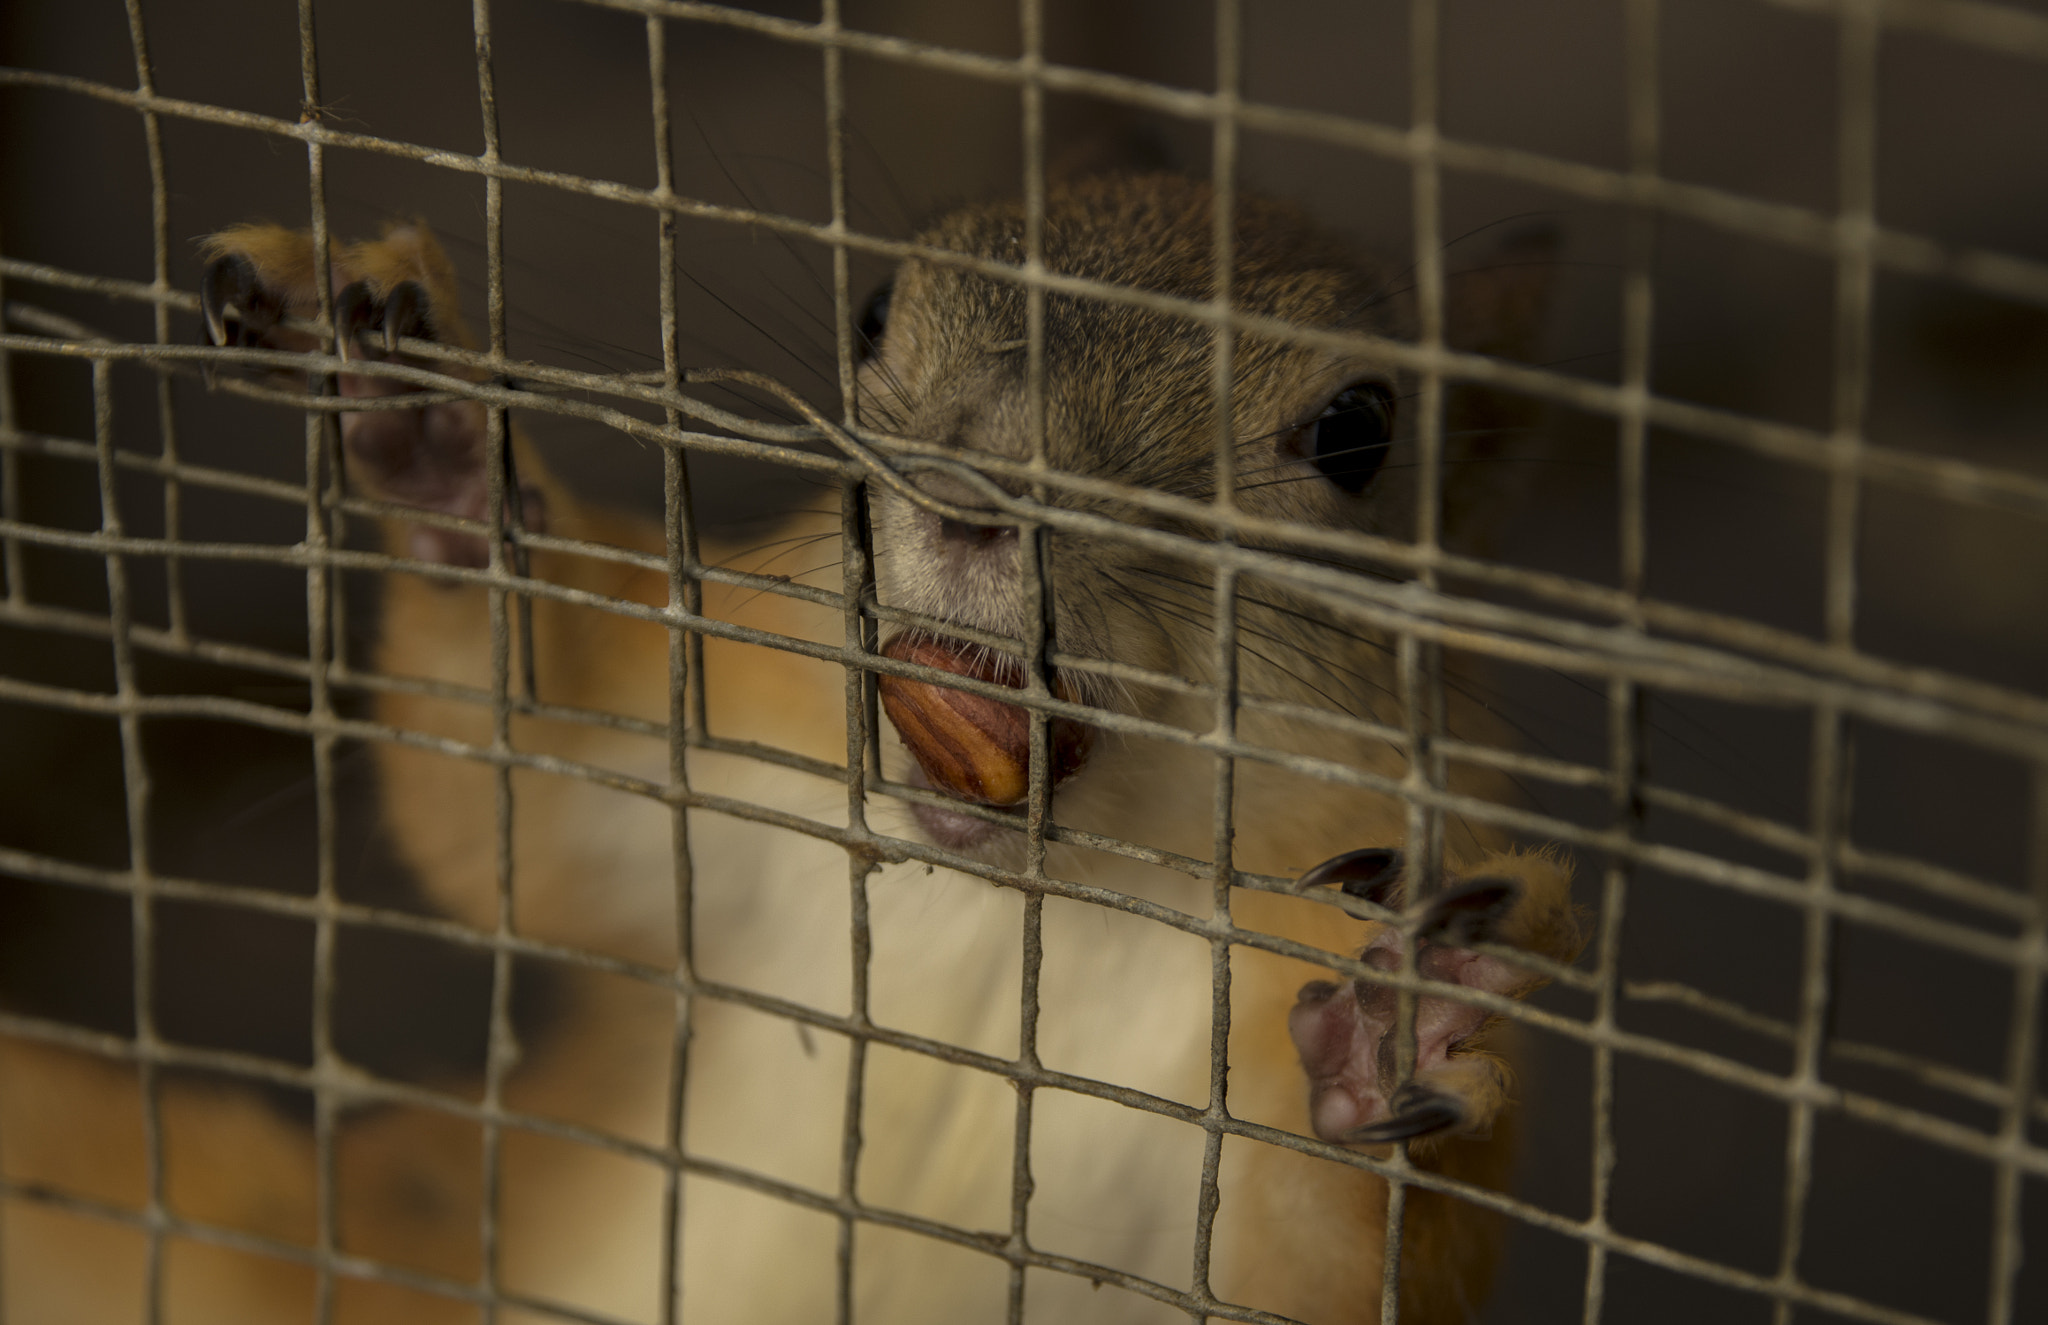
[3,2,2047,1323]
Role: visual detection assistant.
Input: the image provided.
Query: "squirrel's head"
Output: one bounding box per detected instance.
[861,173,1552,818]
[860,174,1399,543]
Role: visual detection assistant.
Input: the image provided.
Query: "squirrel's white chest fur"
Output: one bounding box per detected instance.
[531,742,1226,1322]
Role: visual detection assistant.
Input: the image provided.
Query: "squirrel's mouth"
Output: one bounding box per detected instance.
[876,631,1092,815]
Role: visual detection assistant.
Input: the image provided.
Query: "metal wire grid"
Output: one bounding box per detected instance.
[0,0,2043,1322]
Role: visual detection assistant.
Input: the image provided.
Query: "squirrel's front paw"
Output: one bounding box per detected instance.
[199,222,542,569]
[1289,848,1581,1146]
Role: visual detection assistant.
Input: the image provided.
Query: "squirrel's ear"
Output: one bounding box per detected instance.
[1438,224,1561,552]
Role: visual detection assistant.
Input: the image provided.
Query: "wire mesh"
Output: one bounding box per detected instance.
[0,1,2045,1323]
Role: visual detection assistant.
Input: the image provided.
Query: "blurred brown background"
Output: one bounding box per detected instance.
[4,1,2048,1321]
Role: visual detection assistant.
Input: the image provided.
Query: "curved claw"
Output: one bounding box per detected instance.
[1295,978,1342,1007]
[1414,876,1520,948]
[1298,847,1405,907]
[201,252,259,347]
[333,280,381,361]
[381,280,428,353]
[1345,1082,1465,1145]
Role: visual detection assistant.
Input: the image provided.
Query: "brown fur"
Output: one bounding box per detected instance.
[4,178,1581,1323]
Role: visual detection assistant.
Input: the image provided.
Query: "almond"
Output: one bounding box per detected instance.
[877,632,1091,806]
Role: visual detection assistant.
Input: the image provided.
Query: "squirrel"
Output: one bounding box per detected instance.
[0,173,1583,1324]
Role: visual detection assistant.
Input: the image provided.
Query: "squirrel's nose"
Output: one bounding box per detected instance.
[937,516,1017,551]
[908,471,1023,551]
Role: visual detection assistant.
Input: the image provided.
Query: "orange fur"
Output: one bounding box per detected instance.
[5,207,1582,1324]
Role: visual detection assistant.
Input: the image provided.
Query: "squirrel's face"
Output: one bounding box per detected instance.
[862,174,1410,719]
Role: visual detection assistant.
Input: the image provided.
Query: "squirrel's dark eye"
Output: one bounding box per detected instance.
[1307,382,1394,495]
[855,281,892,362]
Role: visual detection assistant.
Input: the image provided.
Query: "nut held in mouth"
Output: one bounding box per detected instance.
[877,632,1092,807]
